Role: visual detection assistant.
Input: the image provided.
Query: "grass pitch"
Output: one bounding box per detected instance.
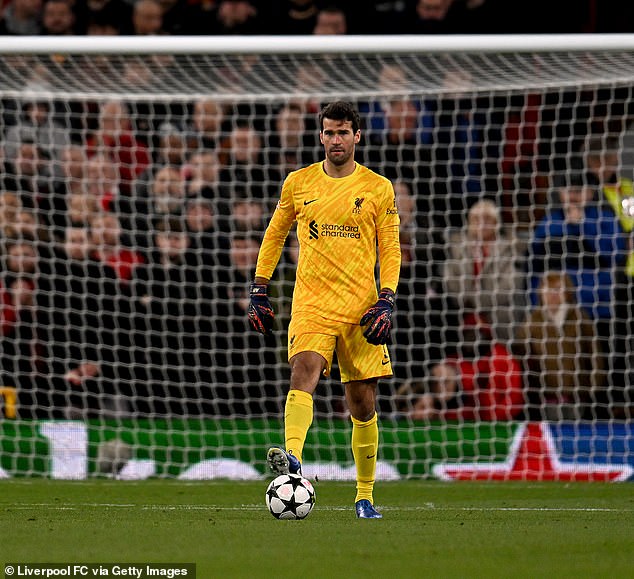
[1,479,633,578]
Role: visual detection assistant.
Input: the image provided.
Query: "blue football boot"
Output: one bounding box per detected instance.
[355,499,383,519]
[267,447,302,476]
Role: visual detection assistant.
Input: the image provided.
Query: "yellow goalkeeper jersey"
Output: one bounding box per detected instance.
[255,161,401,324]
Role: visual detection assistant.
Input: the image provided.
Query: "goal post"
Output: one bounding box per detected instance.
[0,35,633,481]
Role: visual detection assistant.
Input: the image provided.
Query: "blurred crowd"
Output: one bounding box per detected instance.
[0,0,633,423]
[0,0,632,38]
[0,81,632,423]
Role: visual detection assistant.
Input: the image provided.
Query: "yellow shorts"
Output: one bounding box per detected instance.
[287,313,393,383]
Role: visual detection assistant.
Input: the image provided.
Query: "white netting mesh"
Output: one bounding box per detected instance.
[1,36,633,479]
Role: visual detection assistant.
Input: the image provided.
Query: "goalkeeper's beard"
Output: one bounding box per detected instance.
[326,147,352,166]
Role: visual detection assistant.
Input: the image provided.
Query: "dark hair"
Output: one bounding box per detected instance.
[319,101,360,133]
[154,216,186,234]
[553,167,598,189]
[231,231,262,245]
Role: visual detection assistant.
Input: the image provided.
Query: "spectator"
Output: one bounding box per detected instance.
[363,0,410,34]
[188,98,227,151]
[443,198,526,343]
[360,62,418,131]
[271,0,319,35]
[313,5,347,35]
[287,63,327,116]
[83,152,123,216]
[0,236,48,417]
[84,13,120,35]
[2,99,71,180]
[66,190,99,229]
[498,92,547,232]
[583,134,634,415]
[125,0,165,35]
[207,0,262,35]
[55,143,87,199]
[132,164,188,249]
[85,100,151,196]
[155,0,189,35]
[151,121,190,169]
[422,66,500,229]
[6,207,53,249]
[90,211,145,285]
[41,0,77,35]
[363,96,434,244]
[146,164,187,216]
[403,0,458,34]
[38,225,130,418]
[186,149,222,198]
[128,216,214,415]
[527,169,626,346]
[217,119,281,201]
[498,86,604,233]
[366,97,427,184]
[227,193,269,234]
[445,0,506,34]
[1,139,59,229]
[267,102,317,178]
[513,270,606,421]
[136,120,190,197]
[160,0,218,35]
[0,192,22,240]
[389,179,460,390]
[75,0,131,35]
[0,0,43,35]
[213,232,282,415]
[361,66,434,212]
[399,314,524,421]
[185,196,230,272]
[413,0,509,34]
[582,135,626,198]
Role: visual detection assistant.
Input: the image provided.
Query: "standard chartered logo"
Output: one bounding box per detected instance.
[321,223,361,239]
[308,220,361,240]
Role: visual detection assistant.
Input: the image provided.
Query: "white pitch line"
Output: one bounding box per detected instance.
[3,503,632,513]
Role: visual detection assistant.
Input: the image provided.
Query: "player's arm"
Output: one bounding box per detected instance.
[248,181,296,335]
[360,182,402,345]
[374,177,401,294]
[377,222,401,295]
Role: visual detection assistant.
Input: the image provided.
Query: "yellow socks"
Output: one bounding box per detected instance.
[284,389,314,463]
[351,412,378,503]
[284,391,379,504]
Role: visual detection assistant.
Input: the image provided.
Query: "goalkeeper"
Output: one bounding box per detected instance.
[248,101,401,519]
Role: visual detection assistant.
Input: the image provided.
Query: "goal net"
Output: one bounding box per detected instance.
[0,35,633,481]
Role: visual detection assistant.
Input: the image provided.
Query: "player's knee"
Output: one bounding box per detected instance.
[290,352,324,392]
[351,407,376,422]
[346,380,377,421]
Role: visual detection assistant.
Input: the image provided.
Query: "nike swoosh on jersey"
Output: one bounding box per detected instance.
[303,199,318,205]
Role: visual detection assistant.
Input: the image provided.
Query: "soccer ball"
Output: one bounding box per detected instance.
[265,473,315,520]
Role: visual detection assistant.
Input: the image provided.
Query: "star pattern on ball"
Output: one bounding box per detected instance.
[266,474,315,520]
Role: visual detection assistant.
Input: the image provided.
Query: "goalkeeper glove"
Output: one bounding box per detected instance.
[359,290,395,346]
[248,283,275,335]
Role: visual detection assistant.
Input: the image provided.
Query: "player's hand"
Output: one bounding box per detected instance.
[248,283,275,335]
[359,290,395,345]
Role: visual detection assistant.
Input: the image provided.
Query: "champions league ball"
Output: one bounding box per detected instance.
[265,473,316,520]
